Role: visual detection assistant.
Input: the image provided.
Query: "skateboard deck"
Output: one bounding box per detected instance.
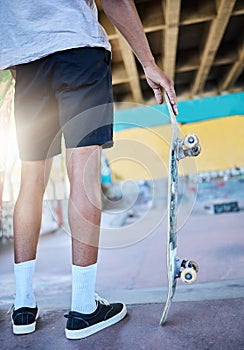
[160,93,201,325]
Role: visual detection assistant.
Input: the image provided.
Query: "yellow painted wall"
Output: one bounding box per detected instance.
[105,116,244,181]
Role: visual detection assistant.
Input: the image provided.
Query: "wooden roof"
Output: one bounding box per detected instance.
[97,0,244,105]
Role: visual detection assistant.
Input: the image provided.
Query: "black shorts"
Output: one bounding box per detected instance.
[14,47,113,161]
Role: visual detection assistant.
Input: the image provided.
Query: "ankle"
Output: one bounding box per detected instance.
[71,263,97,314]
[14,259,36,309]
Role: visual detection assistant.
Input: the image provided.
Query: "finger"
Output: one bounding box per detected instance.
[168,97,178,115]
[164,87,178,115]
[153,88,163,104]
[173,104,178,115]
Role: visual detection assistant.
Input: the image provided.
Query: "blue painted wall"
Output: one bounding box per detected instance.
[114,92,244,131]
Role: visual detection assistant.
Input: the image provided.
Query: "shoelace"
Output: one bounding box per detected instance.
[7,294,16,314]
[7,304,14,315]
[64,294,111,319]
[94,293,110,306]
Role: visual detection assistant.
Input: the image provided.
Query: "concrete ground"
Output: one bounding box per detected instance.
[0,297,243,350]
[0,187,244,349]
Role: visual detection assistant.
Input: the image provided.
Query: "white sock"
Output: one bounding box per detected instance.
[14,259,36,309]
[71,263,97,314]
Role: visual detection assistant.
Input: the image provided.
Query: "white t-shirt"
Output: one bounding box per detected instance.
[0,0,110,69]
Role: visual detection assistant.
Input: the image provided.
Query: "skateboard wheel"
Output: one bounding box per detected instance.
[181,267,197,284]
[189,260,199,273]
[191,144,201,157]
[184,134,199,149]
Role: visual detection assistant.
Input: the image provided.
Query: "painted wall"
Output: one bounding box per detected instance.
[114,92,244,130]
[105,93,244,181]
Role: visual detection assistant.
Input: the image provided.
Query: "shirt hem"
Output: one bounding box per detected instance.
[0,42,111,70]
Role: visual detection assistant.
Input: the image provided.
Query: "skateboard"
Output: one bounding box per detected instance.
[160,92,201,325]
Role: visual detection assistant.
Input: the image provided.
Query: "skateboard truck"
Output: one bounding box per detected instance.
[175,258,199,284]
[176,134,201,161]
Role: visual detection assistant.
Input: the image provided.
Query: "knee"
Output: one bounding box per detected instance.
[69,183,102,212]
[19,160,51,195]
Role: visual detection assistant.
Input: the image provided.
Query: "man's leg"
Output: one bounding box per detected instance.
[12,158,52,335]
[14,159,53,263]
[66,146,101,314]
[66,146,101,266]
[65,146,126,340]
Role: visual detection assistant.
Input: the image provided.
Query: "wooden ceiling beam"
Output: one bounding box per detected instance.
[116,32,143,104]
[190,0,236,97]
[162,0,181,80]
[220,44,244,91]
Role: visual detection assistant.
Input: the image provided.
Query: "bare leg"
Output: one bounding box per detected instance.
[14,159,53,263]
[66,146,102,267]
[64,146,127,334]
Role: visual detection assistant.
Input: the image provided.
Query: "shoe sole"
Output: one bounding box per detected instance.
[12,309,39,335]
[65,303,127,340]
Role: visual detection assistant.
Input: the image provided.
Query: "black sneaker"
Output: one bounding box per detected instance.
[11,306,39,335]
[65,295,127,339]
